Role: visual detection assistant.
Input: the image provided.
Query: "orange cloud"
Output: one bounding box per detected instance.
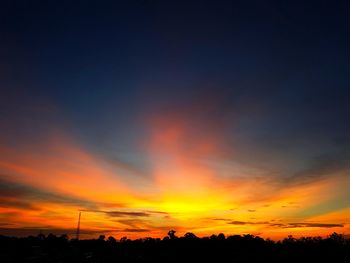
[0,116,349,240]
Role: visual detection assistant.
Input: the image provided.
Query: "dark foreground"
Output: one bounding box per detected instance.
[1,232,349,263]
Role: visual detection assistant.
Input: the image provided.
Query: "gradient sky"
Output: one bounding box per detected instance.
[1,0,350,240]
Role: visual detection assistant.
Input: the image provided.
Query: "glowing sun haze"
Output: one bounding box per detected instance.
[1,1,350,240]
[1,104,349,240]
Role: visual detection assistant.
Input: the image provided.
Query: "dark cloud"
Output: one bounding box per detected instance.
[280,223,344,229]
[145,210,169,215]
[107,211,149,217]
[0,227,107,237]
[229,221,268,225]
[0,178,96,209]
[81,209,169,218]
[0,198,37,210]
[228,221,344,229]
[122,228,149,233]
[81,209,150,218]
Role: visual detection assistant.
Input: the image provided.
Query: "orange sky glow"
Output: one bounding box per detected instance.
[0,114,349,240]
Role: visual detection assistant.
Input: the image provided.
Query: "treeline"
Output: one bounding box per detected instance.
[1,231,349,263]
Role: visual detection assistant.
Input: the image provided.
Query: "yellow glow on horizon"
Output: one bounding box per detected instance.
[0,120,349,240]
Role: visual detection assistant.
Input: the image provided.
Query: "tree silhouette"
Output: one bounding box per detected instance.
[167,229,177,239]
[184,232,198,239]
[1,232,349,263]
[107,236,116,243]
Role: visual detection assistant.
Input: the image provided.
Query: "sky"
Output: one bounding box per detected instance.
[1,0,350,240]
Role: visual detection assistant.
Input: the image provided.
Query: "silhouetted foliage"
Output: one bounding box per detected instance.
[107,236,116,243]
[167,229,177,239]
[184,232,197,239]
[0,232,349,263]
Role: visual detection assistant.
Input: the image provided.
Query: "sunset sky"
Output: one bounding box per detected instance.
[1,1,350,240]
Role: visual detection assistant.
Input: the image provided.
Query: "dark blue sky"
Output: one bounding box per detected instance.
[1,0,350,202]
[1,0,350,238]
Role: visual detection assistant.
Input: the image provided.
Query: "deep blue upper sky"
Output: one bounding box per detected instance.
[1,0,350,180]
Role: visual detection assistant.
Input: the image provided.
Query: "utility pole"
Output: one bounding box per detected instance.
[76,211,81,240]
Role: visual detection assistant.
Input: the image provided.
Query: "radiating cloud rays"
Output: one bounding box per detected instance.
[0,115,349,239]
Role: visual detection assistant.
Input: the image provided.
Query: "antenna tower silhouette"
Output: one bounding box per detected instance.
[76,211,81,240]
